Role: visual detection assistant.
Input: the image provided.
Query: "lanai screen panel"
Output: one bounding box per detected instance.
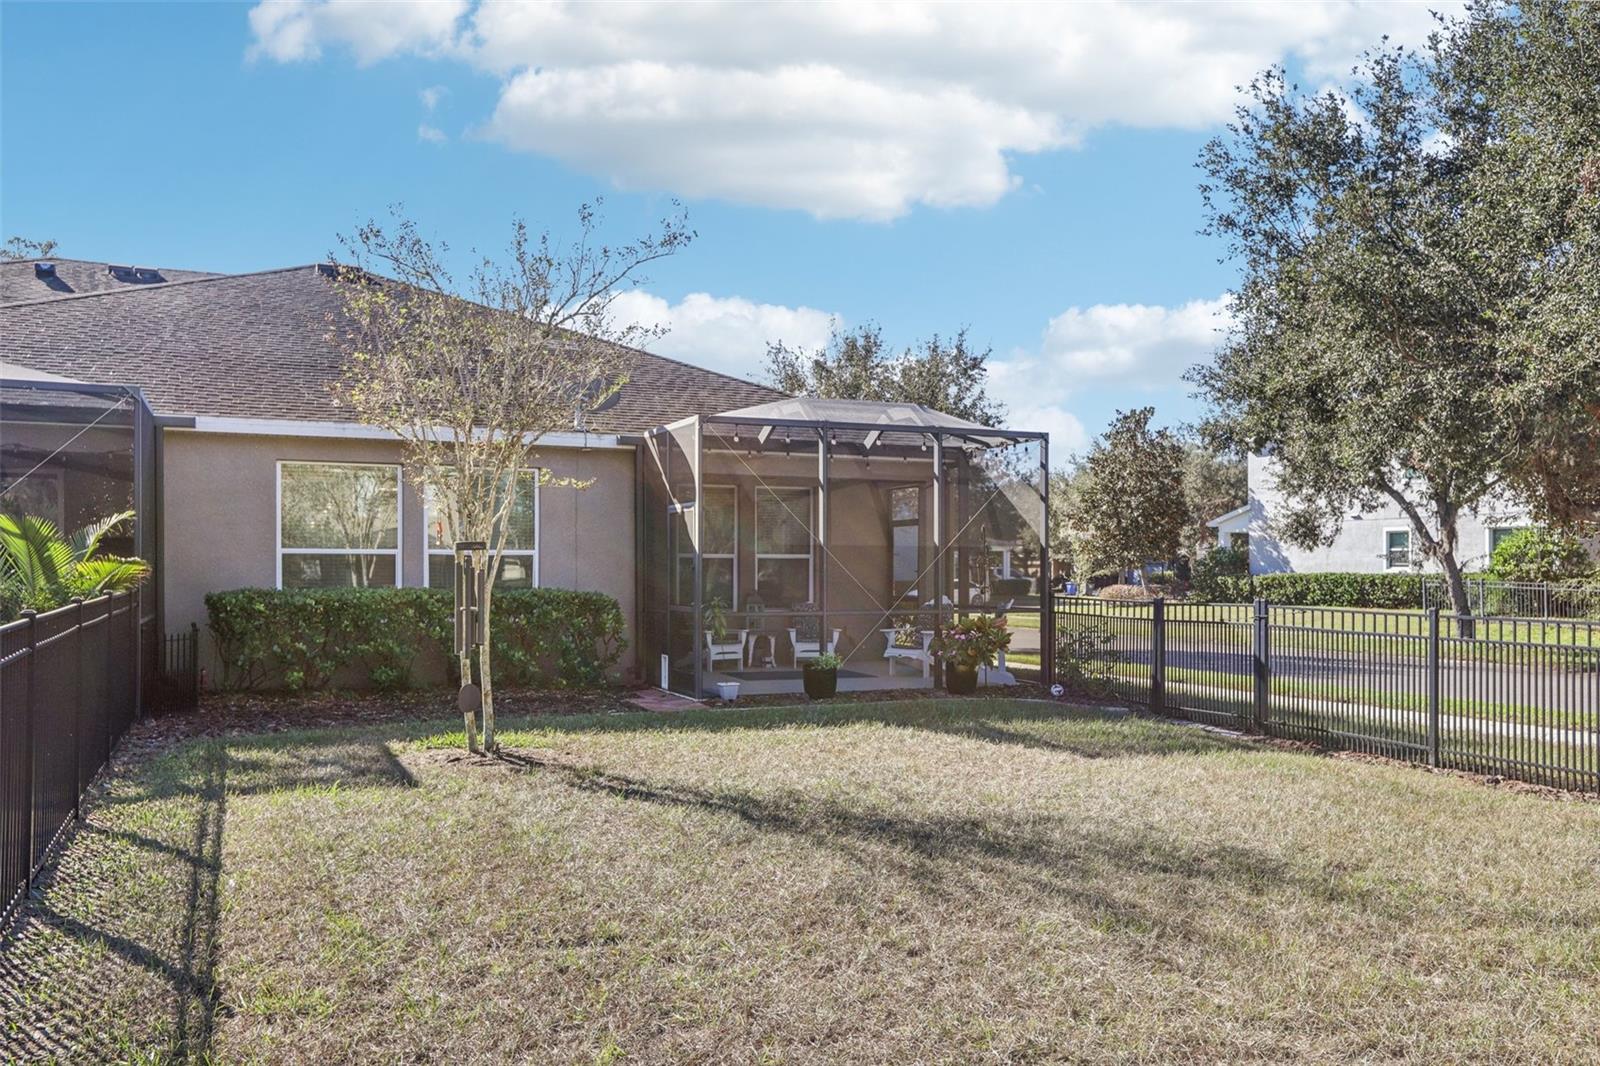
[0,381,155,568]
[699,419,821,671]
[944,437,1047,677]
[821,428,942,676]
[639,416,703,696]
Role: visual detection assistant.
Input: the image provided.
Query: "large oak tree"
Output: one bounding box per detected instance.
[1189,0,1600,623]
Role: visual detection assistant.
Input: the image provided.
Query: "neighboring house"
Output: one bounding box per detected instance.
[1207,454,1553,576]
[1,257,1051,696]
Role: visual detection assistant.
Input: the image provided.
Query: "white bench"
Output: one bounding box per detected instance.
[880,628,934,679]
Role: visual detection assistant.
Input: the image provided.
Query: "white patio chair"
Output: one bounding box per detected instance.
[704,629,748,672]
[880,628,935,679]
[788,626,842,667]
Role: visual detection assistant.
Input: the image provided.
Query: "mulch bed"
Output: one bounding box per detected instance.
[122,680,1095,757]
[126,686,639,752]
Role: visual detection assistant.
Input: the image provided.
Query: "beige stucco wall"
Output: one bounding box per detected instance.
[160,429,637,683]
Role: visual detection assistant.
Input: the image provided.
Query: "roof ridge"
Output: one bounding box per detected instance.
[607,335,788,398]
[0,263,324,310]
[0,256,221,270]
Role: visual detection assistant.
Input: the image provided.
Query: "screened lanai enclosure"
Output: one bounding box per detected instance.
[640,399,1051,698]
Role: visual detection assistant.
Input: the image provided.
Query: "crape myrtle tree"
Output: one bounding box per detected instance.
[1189,1,1600,628]
[766,324,1006,425]
[1073,408,1190,582]
[332,203,691,753]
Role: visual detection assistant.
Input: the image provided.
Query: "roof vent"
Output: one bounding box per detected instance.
[34,262,56,278]
[134,267,162,282]
[108,264,135,280]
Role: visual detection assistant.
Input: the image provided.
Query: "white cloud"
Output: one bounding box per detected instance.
[607,290,837,381]
[247,0,467,64]
[1037,297,1232,383]
[984,359,1090,454]
[419,84,447,111]
[246,0,1458,220]
[417,123,446,144]
[486,63,1062,221]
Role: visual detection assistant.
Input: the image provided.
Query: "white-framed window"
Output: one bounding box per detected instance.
[755,486,813,608]
[277,461,401,588]
[677,485,738,608]
[1487,526,1530,556]
[1383,527,1414,570]
[423,470,540,590]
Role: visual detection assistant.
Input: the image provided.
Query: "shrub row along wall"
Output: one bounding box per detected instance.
[206,587,626,692]
[1187,571,1600,613]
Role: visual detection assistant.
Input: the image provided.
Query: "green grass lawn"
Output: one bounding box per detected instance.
[7,699,1600,1064]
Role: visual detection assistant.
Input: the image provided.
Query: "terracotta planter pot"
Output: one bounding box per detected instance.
[945,663,979,695]
[802,664,838,699]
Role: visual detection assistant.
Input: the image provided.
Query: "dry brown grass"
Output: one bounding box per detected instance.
[6,699,1600,1064]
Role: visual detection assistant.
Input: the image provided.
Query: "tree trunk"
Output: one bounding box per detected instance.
[459,647,480,753]
[1439,549,1476,640]
[479,575,497,753]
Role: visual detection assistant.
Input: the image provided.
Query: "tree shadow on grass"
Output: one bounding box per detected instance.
[492,748,1375,949]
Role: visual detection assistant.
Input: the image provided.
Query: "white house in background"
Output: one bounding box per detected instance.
[1207,454,1540,576]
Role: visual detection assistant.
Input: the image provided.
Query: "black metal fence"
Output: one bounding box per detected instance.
[1053,597,1600,793]
[0,590,149,927]
[1420,577,1600,619]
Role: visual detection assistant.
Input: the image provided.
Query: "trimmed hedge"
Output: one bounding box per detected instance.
[1194,572,1427,609]
[207,586,626,692]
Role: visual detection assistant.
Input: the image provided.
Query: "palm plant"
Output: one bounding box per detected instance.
[0,510,150,617]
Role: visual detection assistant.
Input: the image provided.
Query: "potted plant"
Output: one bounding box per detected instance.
[706,596,731,641]
[934,615,1012,695]
[802,650,842,699]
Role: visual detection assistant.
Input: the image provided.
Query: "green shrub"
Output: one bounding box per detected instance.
[1186,571,1428,608]
[1097,583,1152,601]
[1189,547,1248,600]
[1055,619,1124,696]
[207,586,626,692]
[1487,528,1594,583]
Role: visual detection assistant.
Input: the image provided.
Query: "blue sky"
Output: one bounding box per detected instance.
[1,1,1450,454]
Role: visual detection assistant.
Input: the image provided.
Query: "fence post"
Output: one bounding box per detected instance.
[133,586,143,718]
[1426,607,1441,767]
[21,610,38,892]
[73,597,85,820]
[1252,598,1270,734]
[104,598,114,769]
[189,622,200,707]
[1150,597,1166,712]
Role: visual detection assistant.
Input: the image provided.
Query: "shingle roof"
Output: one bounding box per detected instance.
[0,258,223,306]
[0,263,785,435]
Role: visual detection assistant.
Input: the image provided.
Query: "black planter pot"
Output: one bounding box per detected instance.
[802,664,838,699]
[945,663,979,695]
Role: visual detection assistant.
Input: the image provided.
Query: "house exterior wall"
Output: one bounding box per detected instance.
[1243,453,1536,576]
[160,429,637,681]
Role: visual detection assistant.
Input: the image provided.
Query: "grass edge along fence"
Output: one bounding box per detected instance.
[1053,596,1600,794]
[0,589,149,930]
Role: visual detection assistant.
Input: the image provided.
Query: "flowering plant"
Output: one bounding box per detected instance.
[892,616,924,648]
[933,614,1011,669]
